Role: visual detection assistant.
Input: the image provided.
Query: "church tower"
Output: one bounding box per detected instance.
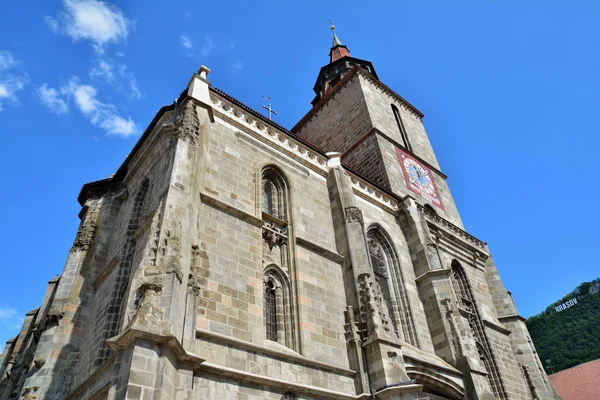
[294,25,561,400]
[0,26,560,400]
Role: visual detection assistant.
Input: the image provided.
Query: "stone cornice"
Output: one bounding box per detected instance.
[483,319,513,336]
[295,236,345,264]
[415,268,452,283]
[196,328,355,376]
[106,327,205,369]
[198,362,360,400]
[419,204,487,250]
[497,314,527,324]
[200,191,263,227]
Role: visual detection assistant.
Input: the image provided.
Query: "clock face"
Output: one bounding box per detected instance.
[397,148,445,209]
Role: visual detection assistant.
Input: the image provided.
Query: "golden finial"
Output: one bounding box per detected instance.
[329,19,335,31]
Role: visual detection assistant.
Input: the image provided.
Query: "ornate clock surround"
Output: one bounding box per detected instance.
[396,147,445,210]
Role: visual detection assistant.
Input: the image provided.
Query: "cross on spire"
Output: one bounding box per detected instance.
[262,96,278,120]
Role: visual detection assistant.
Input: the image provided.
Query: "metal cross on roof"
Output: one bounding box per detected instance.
[262,96,278,120]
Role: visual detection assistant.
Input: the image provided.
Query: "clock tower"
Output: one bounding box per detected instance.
[293,26,560,400]
[293,26,463,228]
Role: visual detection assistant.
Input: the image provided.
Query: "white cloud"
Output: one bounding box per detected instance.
[201,37,213,56]
[0,50,17,71]
[100,114,136,136]
[66,79,98,113]
[89,58,140,100]
[89,59,114,82]
[39,77,138,137]
[64,77,137,136]
[38,84,69,114]
[46,0,131,53]
[0,50,28,111]
[180,35,192,50]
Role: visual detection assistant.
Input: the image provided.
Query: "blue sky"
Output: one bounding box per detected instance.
[1,1,599,347]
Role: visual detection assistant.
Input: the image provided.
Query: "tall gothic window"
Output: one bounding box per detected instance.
[263,268,294,347]
[97,178,149,364]
[265,280,278,341]
[261,166,296,350]
[451,260,507,400]
[392,104,412,152]
[262,166,288,221]
[367,227,419,347]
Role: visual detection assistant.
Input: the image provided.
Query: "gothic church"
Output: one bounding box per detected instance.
[0,27,561,400]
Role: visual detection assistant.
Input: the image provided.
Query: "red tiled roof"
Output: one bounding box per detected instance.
[549,358,600,400]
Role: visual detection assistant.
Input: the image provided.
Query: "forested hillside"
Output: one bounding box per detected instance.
[526,278,600,373]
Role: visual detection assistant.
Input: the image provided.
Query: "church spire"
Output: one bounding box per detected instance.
[329,21,351,63]
[309,21,378,106]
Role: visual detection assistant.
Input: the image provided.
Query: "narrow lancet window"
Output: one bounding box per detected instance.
[265,280,278,341]
[392,104,412,152]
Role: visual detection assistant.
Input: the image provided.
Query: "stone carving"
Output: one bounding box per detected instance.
[344,206,364,226]
[262,221,288,250]
[161,221,183,281]
[175,100,201,145]
[441,298,463,358]
[357,273,392,336]
[43,309,64,330]
[367,239,385,270]
[131,283,164,327]
[419,204,486,249]
[143,199,163,267]
[188,244,202,296]
[344,306,361,344]
[72,204,99,251]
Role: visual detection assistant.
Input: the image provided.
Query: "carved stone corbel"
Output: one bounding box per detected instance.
[344,206,364,226]
[175,100,201,145]
[262,221,288,250]
[72,204,99,251]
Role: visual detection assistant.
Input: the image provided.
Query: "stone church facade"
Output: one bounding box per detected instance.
[0,29,561,400]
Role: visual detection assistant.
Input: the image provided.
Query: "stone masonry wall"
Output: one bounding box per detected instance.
[293,73,372,155]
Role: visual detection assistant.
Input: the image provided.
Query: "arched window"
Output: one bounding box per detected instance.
[367,227,419,347]
[392,104,412,152]
[265,280,278,341]
[260,166,297,350]
[450,262,474,313]
[98,178,149,364]
[262,166,289,221]
[263,268,294,348]
[451,260,507,399]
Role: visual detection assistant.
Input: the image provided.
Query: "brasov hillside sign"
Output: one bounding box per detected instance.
[554,298,577,312]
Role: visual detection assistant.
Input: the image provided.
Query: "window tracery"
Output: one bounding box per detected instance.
[366,227,418,347]
[260,166,297,350]
[451,260,507,399]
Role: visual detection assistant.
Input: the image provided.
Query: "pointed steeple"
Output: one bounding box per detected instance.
[309,22,378,106]
[329,21,351,63]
